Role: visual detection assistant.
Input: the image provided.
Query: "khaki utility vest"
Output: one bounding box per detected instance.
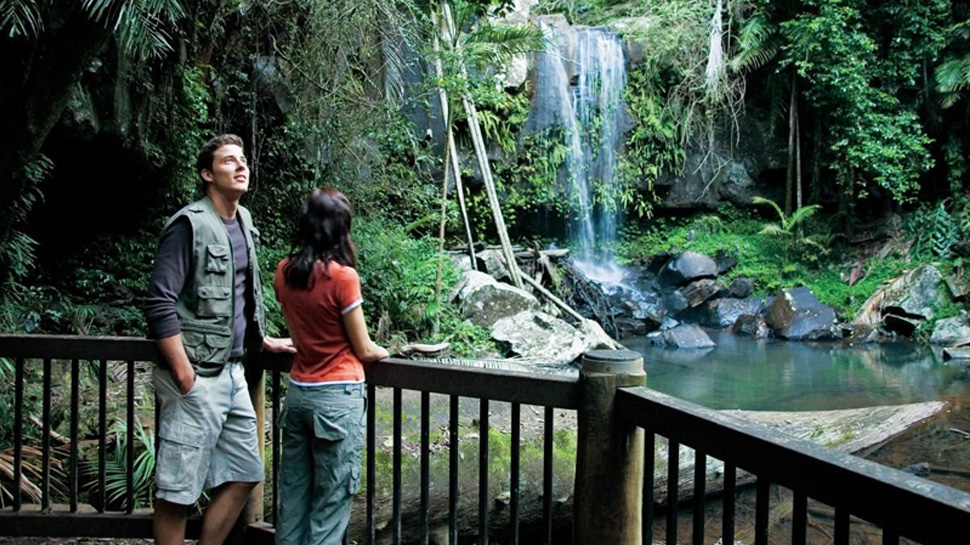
[163,196,266,366]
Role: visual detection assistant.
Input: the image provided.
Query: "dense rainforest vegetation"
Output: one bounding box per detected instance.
[2,0,970,347]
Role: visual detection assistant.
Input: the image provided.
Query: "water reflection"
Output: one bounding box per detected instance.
[623,331,970,411]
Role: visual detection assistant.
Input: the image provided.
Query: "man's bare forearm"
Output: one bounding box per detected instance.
[157,334,195,394]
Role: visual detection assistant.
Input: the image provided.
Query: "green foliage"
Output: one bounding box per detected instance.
[84,418,156,510]
[905,200,961,259]
[752,197,821,237]
[489,127,568,228]
[616,0,742,220]
[466,82,532,154]
[354,219,498,354]
[736,0,937,205]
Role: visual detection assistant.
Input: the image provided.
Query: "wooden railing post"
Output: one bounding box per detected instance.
[242,362,266,530]
[573,349,646,545]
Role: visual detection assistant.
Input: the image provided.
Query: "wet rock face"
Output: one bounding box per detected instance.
[764,287,841,341]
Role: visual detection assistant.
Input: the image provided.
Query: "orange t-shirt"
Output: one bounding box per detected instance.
[274,258,365,384]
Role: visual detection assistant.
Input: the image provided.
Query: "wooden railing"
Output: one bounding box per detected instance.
[1,334,969,545]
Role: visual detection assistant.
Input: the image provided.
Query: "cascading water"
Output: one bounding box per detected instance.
[529,21,627,282]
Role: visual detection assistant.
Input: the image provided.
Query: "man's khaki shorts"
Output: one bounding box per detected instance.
[153,362,264,505]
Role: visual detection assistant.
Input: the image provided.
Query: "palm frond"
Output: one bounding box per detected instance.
[936,56,970,107]
[82,0,186,60]
[458,23,544,72]
[1,0,44,38]
[731,13,780,71]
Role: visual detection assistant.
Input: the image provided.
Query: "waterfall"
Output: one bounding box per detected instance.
[529,22,627,274]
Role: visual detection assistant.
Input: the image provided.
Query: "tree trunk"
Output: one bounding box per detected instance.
[785,79,796,215]
[440,3,523,290]
[430,9,476,271]
[811,114,821,205]
[795,98,802,211]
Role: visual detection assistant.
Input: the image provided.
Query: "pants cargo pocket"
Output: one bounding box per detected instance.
[313,407,351,442]
[156,419,207,491]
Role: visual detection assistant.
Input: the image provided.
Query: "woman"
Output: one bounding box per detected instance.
[274,188,389,545]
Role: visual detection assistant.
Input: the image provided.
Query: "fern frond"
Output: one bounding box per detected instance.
[759,224,787,236]
[787,204,821,226]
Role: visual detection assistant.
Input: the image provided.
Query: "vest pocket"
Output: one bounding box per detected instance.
[197,284,232,317]
[205,244,230,273]
[182,321,231,363]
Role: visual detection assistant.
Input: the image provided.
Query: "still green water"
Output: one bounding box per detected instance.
[623,331,970,411]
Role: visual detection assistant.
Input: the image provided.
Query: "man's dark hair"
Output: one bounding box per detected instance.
[196,134,244,193]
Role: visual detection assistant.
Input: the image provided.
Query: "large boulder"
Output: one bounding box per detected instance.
[697,298,764,329]
[728,277,755,299]
[649,324,716,349]
[764,287,840,341]
[656,252,718,288]
[681,278,725,308]
[731,314,772,338]
[883,265,945,321]
[930,314,970,345]
[492,311,615,363]
[451,271,539,327]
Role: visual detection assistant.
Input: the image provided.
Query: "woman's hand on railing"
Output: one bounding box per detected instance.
[263,336,297,353]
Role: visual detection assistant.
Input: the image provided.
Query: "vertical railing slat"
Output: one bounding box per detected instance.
[449,395,459,545]
[421,391,430,545]
[666,439,680,545]
[42,357,51,512]
[478,398,489,545]
[393,387,402,545]
[70,358,80,512]
[126,359,135,514]
[98,358,107,513]
[367,382,377,545]
[722,462,736,545]
[692,450,706,545]
[834,507,850,545]
[272,369,281,524]
[542,406,553,545]
[755,477,770,545]
[792,491,807,545]
[643,431,655,545]
[510,402,521,545]
[14,357,24,511]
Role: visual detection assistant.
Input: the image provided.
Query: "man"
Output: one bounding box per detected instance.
[144,134,296,545]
